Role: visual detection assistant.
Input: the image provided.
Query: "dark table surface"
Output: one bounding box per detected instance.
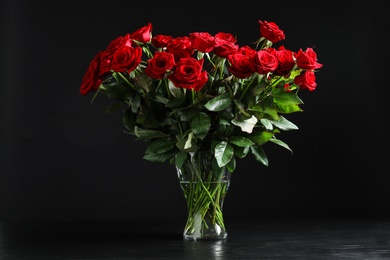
[1,218,390,259]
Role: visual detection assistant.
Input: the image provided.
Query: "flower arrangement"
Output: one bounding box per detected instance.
[80,20,322,171]
[79,20,322,240]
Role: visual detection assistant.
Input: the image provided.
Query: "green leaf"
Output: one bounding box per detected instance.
[136,72,152,92]
[234,146,250,158]
[229,136,254,147]
[215,141,234,168]
[218,110,234,125]
[169,80,185,98]
[176,133,198,152]
[270,116,299,131]
[174,107,198,122]
[154,94,170,105]
[204,92,231,111]
[123,109,136,132]
[262,107,279,120]
[101,75,133,101]
[145,138,175,154]
[251,97,279,120]
[248,131,275,146]
[134,126,169,139]
[274,103,303,114]
[260,118,273,130]
[184,132,194,150]
[212,159,225,179]
[226,157,236,172]
[216,124,227,136]
[233,99,250,117]
[273,88,304,114]
[136,107,163,129]
[273,87,303,106]
[131,94,141,113]
[101,102,125,114]
[287,68,302,80]
[175,151,187,169]
[231,115,258,133]
[191,112,211,139]
[166,97,186,108]
[250,145,269,167]
[269,138,293,153]
[143,149,177,163]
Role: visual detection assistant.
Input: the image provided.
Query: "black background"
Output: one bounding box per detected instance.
[1,1,389,223]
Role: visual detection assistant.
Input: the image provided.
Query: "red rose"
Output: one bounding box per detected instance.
[97,50,112,76]
[111,46,143,72]
[274,46,295,76]
[105,34,133,54]
[152,34,173,49]
[239,45,257,57]
[189,32,216,53]
[96,34,138,75]
[170,49,193,63]
[214,32,237,43]
[79,54,102,96]
[213,39,239,58]
[168,58,208,91]
[258,20,285,43]
[295,48,323,70]
[131,22,153,43]
[294,70,317,91]
[167,36,193,53]
[252,50,278,74]
[144,52,176,79]
[227,53,254,78]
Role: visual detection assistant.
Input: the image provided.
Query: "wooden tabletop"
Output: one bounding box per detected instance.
[1,218,390,259]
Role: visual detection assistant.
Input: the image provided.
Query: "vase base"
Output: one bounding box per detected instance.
[183,233,228,241]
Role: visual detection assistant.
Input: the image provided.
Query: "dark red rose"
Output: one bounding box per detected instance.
[258,20,285,43]
[189,32,216,53]
[294,70,317,91]
[111,46,143,72]
[239,45,257,57]
[95,34,137,76]
[97,50,112,76]
[79,54,102,96]
[169,49,193,63]
[213,39,239,58]
[295,48,323,70]
[152,34,173,49]
[227,53,254,78]
[274,46,295,76]
[168,58,208,91]
[166,36,193,53]
[105,34,133,54]
[131,22,153,43]
[144,52,176,79]
[252,50,278,74]
[214,32,237,43]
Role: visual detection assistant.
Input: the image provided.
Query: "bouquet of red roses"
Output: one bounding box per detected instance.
[79,20,322,171]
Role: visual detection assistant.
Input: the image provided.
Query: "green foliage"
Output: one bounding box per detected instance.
[95,61,312,170]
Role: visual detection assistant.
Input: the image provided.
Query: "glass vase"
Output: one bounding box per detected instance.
[176,152,231,241]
